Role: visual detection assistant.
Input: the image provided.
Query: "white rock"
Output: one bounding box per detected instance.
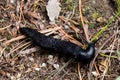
[28,57,34,62]
[92,71,99,77]
[53,64,59,69]
[48,55,53,60]
[34,68,40,71]
[41,63,47,67]
[10,0,15,4]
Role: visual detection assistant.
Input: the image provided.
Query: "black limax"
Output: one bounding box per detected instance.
[19,27,100,63]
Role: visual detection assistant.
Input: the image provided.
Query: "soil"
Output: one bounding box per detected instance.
[0,0,120,80]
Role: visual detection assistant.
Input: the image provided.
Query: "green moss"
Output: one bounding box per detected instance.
[91,11,120,42]
[92,12,99,20]
[61,0,74,11]
[6,45,12,51]
[88,22,95,28]
[5,34,12,40]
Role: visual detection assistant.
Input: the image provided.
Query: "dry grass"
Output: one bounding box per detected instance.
[0,0,119,80]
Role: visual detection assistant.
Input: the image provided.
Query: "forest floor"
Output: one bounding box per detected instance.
[0,0,120,80]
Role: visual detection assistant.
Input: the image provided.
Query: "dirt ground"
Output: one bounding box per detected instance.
[0,0,120,80]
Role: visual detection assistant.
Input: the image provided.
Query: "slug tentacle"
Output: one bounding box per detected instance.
[19,27,99,63]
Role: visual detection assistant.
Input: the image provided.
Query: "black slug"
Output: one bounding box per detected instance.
[19,27,100,63]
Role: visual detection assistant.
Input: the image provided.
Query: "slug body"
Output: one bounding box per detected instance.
[19,27,97,63]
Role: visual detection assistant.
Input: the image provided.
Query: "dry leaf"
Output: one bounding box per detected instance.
[46,0,61,24]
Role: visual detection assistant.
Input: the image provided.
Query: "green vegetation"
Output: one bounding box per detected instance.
[91,11,120,42]
[116,0,120,11]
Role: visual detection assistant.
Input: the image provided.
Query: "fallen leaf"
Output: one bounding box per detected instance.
[46,0,61,24]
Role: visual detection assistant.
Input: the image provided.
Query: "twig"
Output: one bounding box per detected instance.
[78,62,82,80]
[78,0,90,80]
[89,30,120,80]
[0,24,12,31]
[54,23,83,46]
[91,11,120,41]
[52,59,73,78]
[0,47,6,57]
[98,31,120,53]
[40,27,61,33]
[6,41,31,57]
[93,30,119,62]
[46,59,73,80]
[3,35,25,46]
[19,0,24,21]
[79,0,89,41]
[99,53,117,58]
[100,50,115,53]
[0,38,6,42]
[10,39,27,52]
[19,47,40,56]
[94,62,100,76]
[101,34,117,80]
[59,16,79,25]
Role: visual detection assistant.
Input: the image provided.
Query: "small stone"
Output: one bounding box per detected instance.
[53,64,59,69]
[41,63,47,67]
[10,0,15,4]
[97,17,104,23]
[28,57,34,62]
[64,24,69,29]
[11,76,16,80]
[48,55,53,60]
[17,73,21,79]
[118,39,120,43]
[34,68,40,71]
[47,60,54,65]
[11,61,15,66]
[92,71,99,77]
[25,68,32,73]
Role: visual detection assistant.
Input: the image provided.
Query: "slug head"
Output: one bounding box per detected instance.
[75,37,101,63]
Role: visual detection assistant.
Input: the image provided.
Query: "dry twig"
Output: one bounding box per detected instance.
[79,0,89,41]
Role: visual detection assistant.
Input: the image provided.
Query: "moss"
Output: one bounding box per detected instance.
[92,12,99,20]
[5,34,12,40]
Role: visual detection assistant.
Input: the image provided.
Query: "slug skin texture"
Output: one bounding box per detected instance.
[19,27,98,63]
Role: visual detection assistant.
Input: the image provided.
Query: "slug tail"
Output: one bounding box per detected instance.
[19,27,36,38]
